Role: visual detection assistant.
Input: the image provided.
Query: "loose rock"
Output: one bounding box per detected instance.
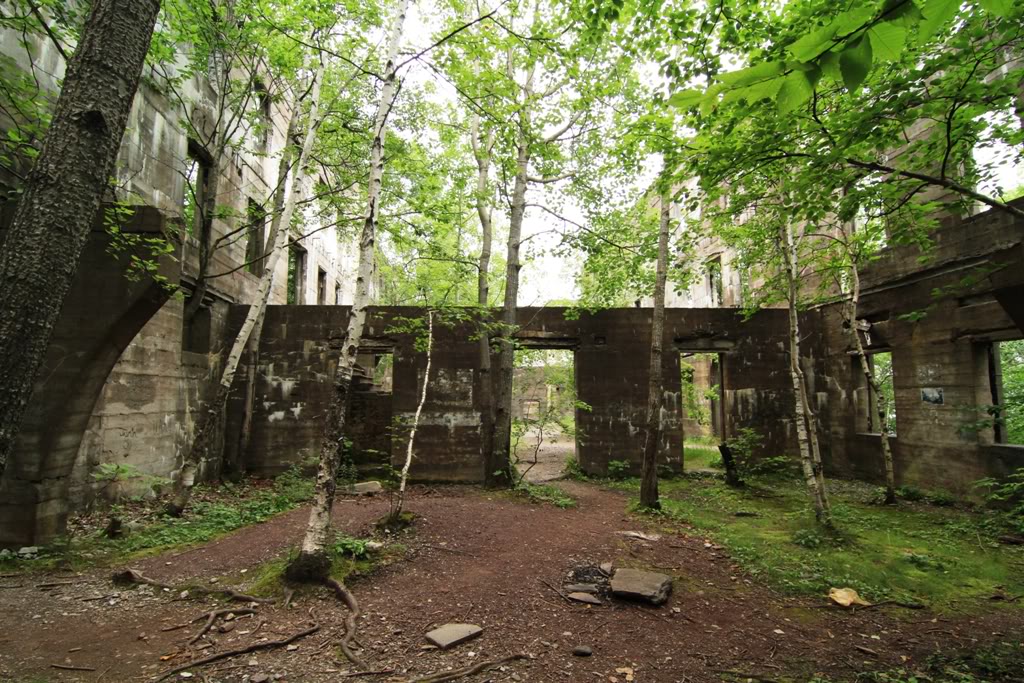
[564,583,600,594]
[610,568,673,606]
[424,623,483,649]
[567,592,602,605]
[572,645,593,657]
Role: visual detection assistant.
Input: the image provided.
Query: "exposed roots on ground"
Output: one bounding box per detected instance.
[112,568,275,604]
[326,577,366,668]
[152,623,320,682]
[188,607,258,644]
[408,653,529,683]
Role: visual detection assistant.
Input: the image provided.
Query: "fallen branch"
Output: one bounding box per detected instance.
[714,670,778,683]
[342,670,395,678]
[540,579,573,605]
[113,569,274,604]
[855,645,879,657]
[189,608,257,645]
[326,577,365,668]
[51,664,96,672]
[152,623,319,682]
[408,654,528,682]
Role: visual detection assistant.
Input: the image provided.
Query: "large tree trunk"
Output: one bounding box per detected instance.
[639,193,670,509]
[390,310,433,521]
[782,224,831,525]
[0,0,161,476]
[847,264,897,504]
[288,0,410,581]
[491,119,530,489]
[234,113,300,476]
[167,73,324,516]
[471,116,500,486]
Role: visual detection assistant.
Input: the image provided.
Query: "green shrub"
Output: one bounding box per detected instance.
[896,485,926,502]
[607,459,630,480]
[563,456,586,480]
[926,489,957,507]
[792,528,824,549]
[975,467,1024,535]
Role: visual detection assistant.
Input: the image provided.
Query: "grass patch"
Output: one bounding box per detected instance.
[0,468,314,573]
[513,481,577,509]
[683,442,721,470]
[609,475,1024,611]
[247,535,405,597]
[812,641,1024,683]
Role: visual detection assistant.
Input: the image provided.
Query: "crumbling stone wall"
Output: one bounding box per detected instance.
[816,199,1024,494]
[228,306,796,481]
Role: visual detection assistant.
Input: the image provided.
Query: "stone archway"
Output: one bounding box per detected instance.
[0,206,178,547]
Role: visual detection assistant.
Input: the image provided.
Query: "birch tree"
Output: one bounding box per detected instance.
[288,0,411,581]
[639,191,671,509]
[167,65,325,516]
[0,0,161,475]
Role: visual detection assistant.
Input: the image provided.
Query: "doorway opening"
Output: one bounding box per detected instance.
[679,351,725,471]
[511,347,578,484]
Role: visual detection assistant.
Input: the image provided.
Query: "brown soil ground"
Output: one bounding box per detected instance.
[1,481,1021,683]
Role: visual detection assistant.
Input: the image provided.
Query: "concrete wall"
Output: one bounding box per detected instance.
[0,23,358,517]
[816,199,1024,494]
[229,306,796,481]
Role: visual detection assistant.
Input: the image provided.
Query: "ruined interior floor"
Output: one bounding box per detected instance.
[2,482,1021,683]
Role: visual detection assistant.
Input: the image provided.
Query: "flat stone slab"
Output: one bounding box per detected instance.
[564,583,600,594]
[347,481,383,495]
[425,623,483,649]
[567,592,602,605]
[610,568,672,606]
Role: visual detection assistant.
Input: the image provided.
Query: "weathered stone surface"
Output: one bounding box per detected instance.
[610,568,672,605]
[573,645,593,657]
[567,592,602,605]
[350,481,383,495]
[599,562,613,576]
[424,623,482,649]
[564,583,600,594]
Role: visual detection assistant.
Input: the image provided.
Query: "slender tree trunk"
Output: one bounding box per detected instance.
[471,116,500,485]
[0,0,161,475]
[491,119,531,488]
[391,310,433,521]
[847,264,897,503]
[782,224,831,525]
[639,193,670,509]
[166,75,324,516]
[235,113,299,475]
[288,0,410,580]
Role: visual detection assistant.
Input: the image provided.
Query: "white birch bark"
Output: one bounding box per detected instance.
[783,223,831,524]
[168,65,325,514]
[391,310,433,520]
[294,0,410,565]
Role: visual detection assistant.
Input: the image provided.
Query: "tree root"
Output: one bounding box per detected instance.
[408,653,528,682]
[152,623,319,682]
[189,607,257,644]
[325,577,366,669]
[113,569,274,604]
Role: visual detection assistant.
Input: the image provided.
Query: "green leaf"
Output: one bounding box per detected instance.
[740,74,786,104]
[820,50,843,83]
[777,71,813,115]
[718,61,785,87]
[978,0,1013,16]
[916,0,960,40]
[787,26,838,62]
[867,21,907,61]
[668,89,704,109]
[839,36,873,91]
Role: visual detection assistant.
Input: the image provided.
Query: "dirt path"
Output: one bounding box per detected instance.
[1,482,1020,682]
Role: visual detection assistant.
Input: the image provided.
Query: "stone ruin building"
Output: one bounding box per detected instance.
[2,22,1024,550]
